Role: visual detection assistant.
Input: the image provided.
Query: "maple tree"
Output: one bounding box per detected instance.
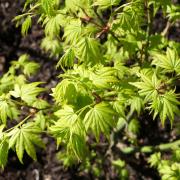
[0,0,180,178]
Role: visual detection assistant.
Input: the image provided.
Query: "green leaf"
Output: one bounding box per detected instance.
[76,37,103,65]
[41,37,63,57]
[11,54,40,76]
[23,62,40,76]
[0,136,9,168]
[49,106,87,160]
[93,0,121,10]
[149,90,180,126]
[21,15,32,36]
[84,102,117,140]
[167,5,180,22]
[63,19,82,45]
[8,122,44,163]
[54,105,77,122]
[130,73,161,101]
[128,119,140,134]
[65,0,91,12]
[129,96,144,115]
[52,80,77,104]
[112,1,143,32]
[90,66,117,88]
[44,14,63,37]
[152,48,180,74]
[10,82,45,105]
[34,111,47,130]
[32,99,50,109]
[15,130,24,163]
[41,0,56,15]
[0,94,19,125]
[148,152,161,167]
[57,48,75,68]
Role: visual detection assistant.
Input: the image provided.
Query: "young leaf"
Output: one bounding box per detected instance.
[90,66,117,88]
[8,122,44,163]
[41,37,62,57]
[63,20,82,45]
[41,0,55,15]
[130,73,161,101]
[57,48,75,68]
[49,106,87,160]
[149,90,180,126]
[0,94,19,125]
[76,37,103,65]
[0,136,9,168]
[44,14,63,38]
[21,15,32,36]
[11,54,40,76]
[10,82,44,105]
[84,102,117,140]
[52,80,77,104]
[93,0,121,10]
[152,48,180,74]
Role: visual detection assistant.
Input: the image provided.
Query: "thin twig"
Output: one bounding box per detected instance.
[161,21,172,37]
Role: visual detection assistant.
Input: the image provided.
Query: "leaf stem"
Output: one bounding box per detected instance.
[4,115,32,133]
[144,0,153,62]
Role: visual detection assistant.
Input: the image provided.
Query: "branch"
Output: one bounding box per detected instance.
[116,139,180,154]
[161,21,172,37]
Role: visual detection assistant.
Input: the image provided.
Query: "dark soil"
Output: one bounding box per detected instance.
[0,1,179,180]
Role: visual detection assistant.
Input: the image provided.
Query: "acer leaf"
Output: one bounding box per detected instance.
[0,135,9,169]
[0,94,19,125]
[90,66,117,88]
[8,122,44,163]
[93,0,121,10]
[152,48,180,74]
[57,48,75,68]
[130,73,161,101]
[84,102,117,140]
[10,82,45,105]
[21,15,32,36]
[49,106,87,160]
[76,37,103,65]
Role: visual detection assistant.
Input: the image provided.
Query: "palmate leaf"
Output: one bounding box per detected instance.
[152,48,180,74]
[11,54,40,76]
[130,72,161,101]
[84,102,117,140]
[90,66,117,88]
[112,0,144,32]
[8,122,45,163]
[167,5,180,22]
[23,62,40,76]
[49,106,87,160]
[160,163,180,180]
[21,15,32,36]
[149,0,171,15]
[43,14,63,38]
[93,0,121,10]
[41,0,56,15]
[57,48,75,68]
[149,91,180,126]
[0,94,19,125]
[10,82,45,105]
[129,96,144,115]
[0,132,9,169]
[65,0,91,12]
[63,20,82,45]
[76,37,103,65]
[41,37,62,57]
[52,80,78,104]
